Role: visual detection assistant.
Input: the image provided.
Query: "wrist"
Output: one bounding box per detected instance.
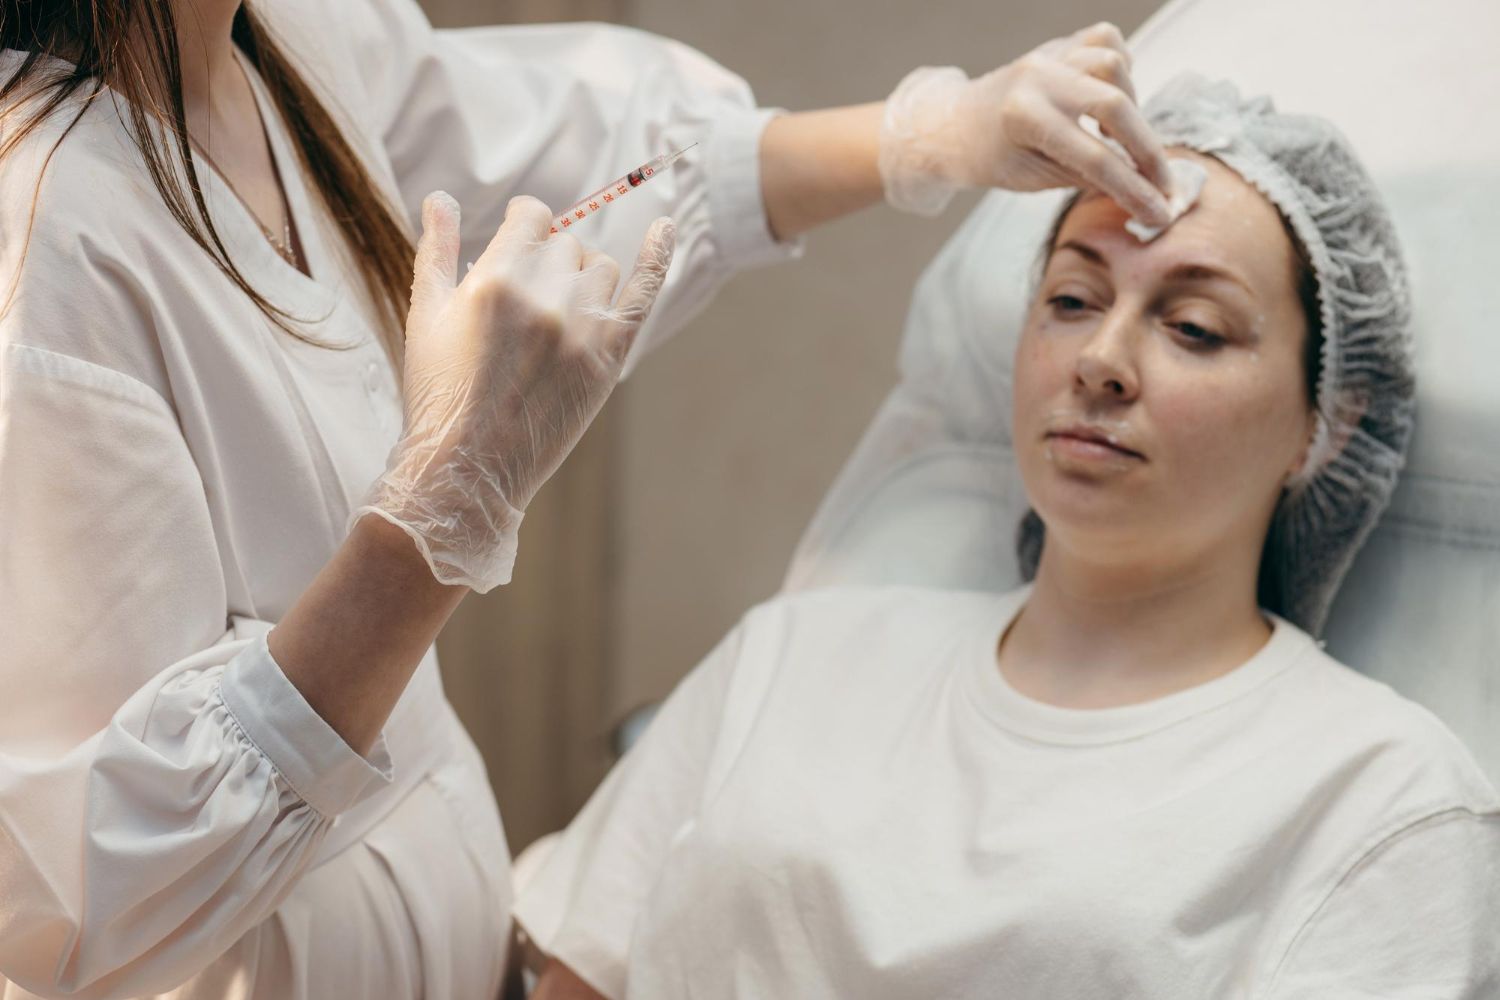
[348,486,524,594]
[879,65,970,215]
[269,510,467,756]
[351,513,470,601]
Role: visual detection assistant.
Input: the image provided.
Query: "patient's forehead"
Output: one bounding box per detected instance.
[1059,150,1299,304]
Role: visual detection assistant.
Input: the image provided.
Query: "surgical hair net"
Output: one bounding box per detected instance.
[1018,74,1417,636]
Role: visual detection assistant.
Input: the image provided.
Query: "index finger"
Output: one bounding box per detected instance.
[1072,21,1130,65]
[1070,76,1174,198]
[471,195,554,272]
[1039,109,1172,226]
[611,217,676,329]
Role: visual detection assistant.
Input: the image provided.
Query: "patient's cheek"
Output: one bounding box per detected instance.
[1012,347,1049,435]
[1155,369,1303,484]
[1014,325,1070,396]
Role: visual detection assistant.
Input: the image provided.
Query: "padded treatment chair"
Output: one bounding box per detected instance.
[784,0,1500,783]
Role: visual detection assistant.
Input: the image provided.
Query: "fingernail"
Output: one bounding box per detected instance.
[424,190,457,224]
[653,217,677,251]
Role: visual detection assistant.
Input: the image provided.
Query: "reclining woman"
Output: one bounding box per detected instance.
[516,77,1500,999]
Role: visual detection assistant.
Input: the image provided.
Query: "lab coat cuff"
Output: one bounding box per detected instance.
[219,632,395,818]
[709,107,806,270]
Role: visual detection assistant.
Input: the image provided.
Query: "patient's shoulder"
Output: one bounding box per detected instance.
[749,583,1004,626]
[737,584,1011,663]
[1288,643,1500,813]
[707,586,1010,721]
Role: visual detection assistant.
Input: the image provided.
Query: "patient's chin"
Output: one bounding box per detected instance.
[1024,458,1160,550]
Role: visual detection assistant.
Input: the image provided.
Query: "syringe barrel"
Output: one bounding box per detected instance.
[548,148,686,234]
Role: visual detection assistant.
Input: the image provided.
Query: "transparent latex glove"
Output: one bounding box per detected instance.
[879,21,1175,223]
[351,193,676,593]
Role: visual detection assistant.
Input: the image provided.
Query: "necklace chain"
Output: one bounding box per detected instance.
[188,53,301,269]
[193,141,298,267]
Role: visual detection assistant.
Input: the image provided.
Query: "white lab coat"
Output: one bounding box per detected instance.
[0,0,796,995]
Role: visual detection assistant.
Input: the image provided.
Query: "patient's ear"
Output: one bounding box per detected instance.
[1284,391,1368,484]
[1284,407,1322,482]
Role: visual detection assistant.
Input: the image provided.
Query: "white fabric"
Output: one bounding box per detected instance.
[1124,156,1207,242]
[515,586,1500,999]
[0,0,794,994]
[785,0,1500,784]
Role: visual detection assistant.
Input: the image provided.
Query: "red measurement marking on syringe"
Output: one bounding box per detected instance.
[549,159,662,233]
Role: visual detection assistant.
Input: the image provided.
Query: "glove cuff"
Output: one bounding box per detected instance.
[879,65,971,216]
[349,464,526,594]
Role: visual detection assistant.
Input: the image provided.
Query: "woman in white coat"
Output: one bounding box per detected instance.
[0,0,1176,996]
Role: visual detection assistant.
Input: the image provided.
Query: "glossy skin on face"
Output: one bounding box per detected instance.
[1011,152,1316,575]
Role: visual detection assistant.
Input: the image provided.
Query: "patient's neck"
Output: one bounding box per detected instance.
[997,541,1272,710]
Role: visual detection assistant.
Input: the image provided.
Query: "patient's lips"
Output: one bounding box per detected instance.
[1044,419,1146,468]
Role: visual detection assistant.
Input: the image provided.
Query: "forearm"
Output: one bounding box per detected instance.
[267,515,468,756]
[759,102,885,241]
[759,27,1179,240]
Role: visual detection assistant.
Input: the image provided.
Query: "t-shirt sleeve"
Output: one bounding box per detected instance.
[1261,809,1500,999]
[512,619,753,999]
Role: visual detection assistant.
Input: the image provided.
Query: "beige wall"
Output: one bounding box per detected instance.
[423,0,1165,850]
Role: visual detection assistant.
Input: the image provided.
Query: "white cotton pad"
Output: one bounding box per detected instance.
[1125,157,1209,242]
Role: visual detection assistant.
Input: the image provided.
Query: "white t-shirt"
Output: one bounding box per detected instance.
[515,586,1500,999]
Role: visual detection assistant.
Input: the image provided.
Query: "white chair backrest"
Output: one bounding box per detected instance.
[786,0,1500,781]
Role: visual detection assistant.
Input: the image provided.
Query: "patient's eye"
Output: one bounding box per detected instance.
[1171,321,1226,351]
[1047,294,1089,314]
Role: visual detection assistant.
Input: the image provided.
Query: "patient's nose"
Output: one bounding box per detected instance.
[1073,310,1140,402]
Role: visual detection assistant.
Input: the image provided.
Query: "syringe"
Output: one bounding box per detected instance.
[550,143,698,234]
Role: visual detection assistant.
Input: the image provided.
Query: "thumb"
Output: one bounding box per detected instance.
[408,191,461,336]
[611,217,677,337]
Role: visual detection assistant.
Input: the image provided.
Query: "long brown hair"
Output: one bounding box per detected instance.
[0,1,415,372]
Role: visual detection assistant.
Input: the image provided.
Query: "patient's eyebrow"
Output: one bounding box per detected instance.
[1055,240,1106,266]
[1163,262,1252,295]
[1057,240,1253,296]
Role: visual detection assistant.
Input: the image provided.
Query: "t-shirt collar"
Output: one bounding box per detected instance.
[963,585,1316,746]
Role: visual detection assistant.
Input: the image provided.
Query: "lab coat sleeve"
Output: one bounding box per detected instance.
[512,619,753,999]
[329,0,803,373]
[0,336,392,996]
[1260,809,1500,999]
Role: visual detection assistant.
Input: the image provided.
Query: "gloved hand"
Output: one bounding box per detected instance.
[350,193,676,593]
[879,22,1174,224]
